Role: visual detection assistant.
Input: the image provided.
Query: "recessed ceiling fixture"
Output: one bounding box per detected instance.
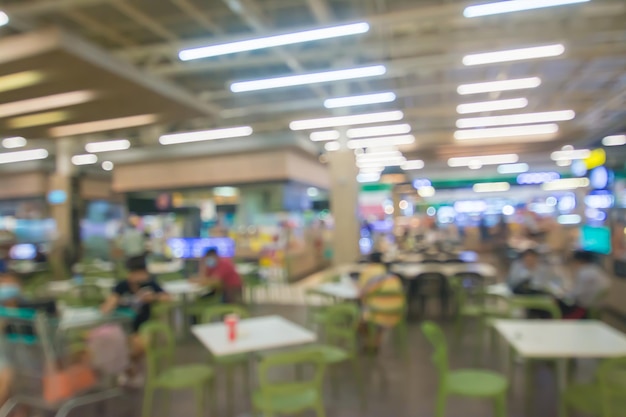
[8,111,69,129]
[1,137,27,149]
[101,161,114,171]
[0,149,48,164]
[50,114,157,137]
[0,11,8,27]
[324,141,341,152]
[231,65,386,92]
[85,139,130,153]
[497,163,529,174]
[324,92,396,109]
[290,110,403,130]
[456,98,528,114]
[448,153,519,167]
[0,71,44,94]
[0,90,96,118]
[347,134,415,149]
[457,77,541,95]
[71,154,98,166]
[463,44,565,66]
[456,110,574,129]
[455,123,559,140]
[602,135,626,147]
[159,126,253,145]
[401,160,425,170]
[473,182,511,193]
[310,130,340,141]
[347,123,411,138]
[550,149,590,161]
[180,22,370,60]
[464,0,590,18]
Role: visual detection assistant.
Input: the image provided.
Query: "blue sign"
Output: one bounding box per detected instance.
[166,237,235,259]
[47,190,67,205]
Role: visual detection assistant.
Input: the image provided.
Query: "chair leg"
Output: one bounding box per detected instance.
[435,389,447,417]
[142,386,154,417]
[194,385,204,417]
[314,402,327,417]
[494,392,507,417]
[351,358,366,410]
[226,365,234,416]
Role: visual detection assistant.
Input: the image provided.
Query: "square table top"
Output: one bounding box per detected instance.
[161,279,203,295]
[192,315,316,357]
[492,319,626,359]
[313,281,359,300]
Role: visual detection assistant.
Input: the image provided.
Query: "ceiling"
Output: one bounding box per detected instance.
[0,0,625,174]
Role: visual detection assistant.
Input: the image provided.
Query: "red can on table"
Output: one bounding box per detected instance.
[224,314,239,342]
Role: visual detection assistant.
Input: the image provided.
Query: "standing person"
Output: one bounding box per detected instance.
[100,255,171,386]
[558,250,611,319]
[193,248,243,303]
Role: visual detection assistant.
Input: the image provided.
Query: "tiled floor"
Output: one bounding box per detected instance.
[61,302,594,417]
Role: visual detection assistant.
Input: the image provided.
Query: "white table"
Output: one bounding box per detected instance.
[235,263,257,275]
[47,277,117,294]
[161,280,203,296]
[391,262,497,279]
[487,283,513,298]
[192,315,316,357]
[148,260,184,275]
[312,281,359,300]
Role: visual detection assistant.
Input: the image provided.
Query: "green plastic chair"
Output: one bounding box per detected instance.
[304,288,337,328]
[421,321,508,417]
[61,283,105,307]
[508,295,561,319]
[303,303,365,406]
[155,271,185,284]
[140,321,215,417]
[252,349,327,417]
[201,304,251,416]
[562,356,626,417]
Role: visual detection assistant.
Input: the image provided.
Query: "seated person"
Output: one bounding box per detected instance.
[101,255,171,385]
[558,250,610,319]
[359,252,405,350]
[508,249,561,295]
[192,248,243,304]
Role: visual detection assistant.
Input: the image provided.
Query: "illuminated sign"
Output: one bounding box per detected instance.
[589,166,610,190]
[517,172,560,185]
[412,178,432,189]
[584,191,613,209]
[584,148,606,170]
[47,190,67,205]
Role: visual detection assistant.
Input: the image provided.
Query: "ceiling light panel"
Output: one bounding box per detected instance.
[448,153,519,167]
[0,71,44,94]
[550,149,590,161]
[159,126,253,145]
[473,182,511,192]
[85,139,130,153]
[542,178,590,191]
[497,163,529,174]
[1,137,27,149]
[455,123,559,140]
[324,141,341,151]
[456,98,528,114]
[310,130,340,141]
[0,91,96,118]
[290,111,403,130]
[456,110,574,128]
[0,11,8,27]
[347,123,411,138]
[347,134,415,149]
[180,22,369,60]
[602,135,626,147]
[231,65,386,93]
[464,0,590,18]
[324,92,396,109]
[8,111,69,129]
[71,154,98,165]
[0,149,48,164]
[457,77,541,95]
[50,114,157,137]
[463,44,565,66]
[402,160,425,170]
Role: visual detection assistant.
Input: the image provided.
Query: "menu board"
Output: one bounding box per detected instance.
[167,237,235,259]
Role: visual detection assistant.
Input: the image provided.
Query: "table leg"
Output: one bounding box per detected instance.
[557,359,567,417]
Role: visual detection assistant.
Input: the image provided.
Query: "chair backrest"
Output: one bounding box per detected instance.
[257,350,326,401]
[156,272,185,284]
[201,304,250,323]
[598,356,626,417]
[140,321,175,381]
[509,295,561,319]
[421,321,449,378]
[319,303,360,354]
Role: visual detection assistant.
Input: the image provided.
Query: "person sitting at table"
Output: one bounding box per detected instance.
[557,250,610,319]
[192,248,243,304]
[101,255,171,386]
[358,252,405,352]
[507,249,560,295]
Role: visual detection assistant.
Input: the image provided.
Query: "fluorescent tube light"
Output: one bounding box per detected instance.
[231,65,386,93]
[418,186,435,197]
[0,90,96,118]
[402,160,425,170]
[290,110,403,130]
[347,123,411,138]
[347,134,415,149]
[463,44,564,66]
[0,149,48,164]
[0,71,44,93]
[71,154,98,166]
[50,114,157,137]
[324,141,341,152]
[542,178,590,191]
[85,139,130,153]
[357,151,403,160]
[464,0,590,18]
[602,135,626,147]
[357,173,380,183]
[359,167,384,174]
[8,111,69,129]
[1,137,27,149]
[159,126,253,145]
[456,111,573,129]
[0,11,8,27]
[448,153,519,167]
[497,163,529,174]
[473,182,511,193]
[357,159,405,168]
[310,130,340,141]
[180,22,370,60]
[101,161,114,171]
[324,92,396,109]
[457,77,541,95]
[550,149,590,161]
[363,146,399,154]
[456,98,528,114]
[557,214,582,225]
[455,123,559,140]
